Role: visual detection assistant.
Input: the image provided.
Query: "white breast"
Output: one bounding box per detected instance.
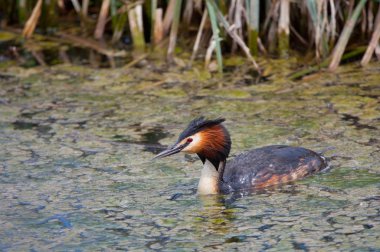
[197,160,219,195]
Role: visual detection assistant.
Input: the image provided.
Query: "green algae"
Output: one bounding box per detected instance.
[314,168,380,189]
[0,31,17,42]
[0,61,379,251]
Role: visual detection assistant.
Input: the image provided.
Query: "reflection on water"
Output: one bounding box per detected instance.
[0,62,379,250]
[198,195,236,235]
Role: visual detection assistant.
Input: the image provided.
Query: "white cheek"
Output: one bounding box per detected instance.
[182,134,201,153]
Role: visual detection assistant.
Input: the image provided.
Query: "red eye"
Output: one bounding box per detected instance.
[187,138,193,143]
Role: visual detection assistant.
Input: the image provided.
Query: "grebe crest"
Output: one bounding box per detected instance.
[156,117,231,170]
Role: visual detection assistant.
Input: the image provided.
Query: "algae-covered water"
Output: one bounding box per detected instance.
[0,62,379,251]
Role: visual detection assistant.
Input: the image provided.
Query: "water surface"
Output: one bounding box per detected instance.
[0,62,379,251]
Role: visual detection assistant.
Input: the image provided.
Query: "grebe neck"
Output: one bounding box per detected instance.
[197,159,226,195]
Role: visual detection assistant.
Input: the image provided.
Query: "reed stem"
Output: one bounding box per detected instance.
[167,0,182,62]
[191,9,208,65]
[329,0,368,71]
[94,0,110,40]
[247,0,260,56]
[128,4,145,51]
[211,0,261,73]
[206,0,223,74]
[361,5,380,66]
[22,0,43,38]
[278,0,290,57]
[18,0,27,24]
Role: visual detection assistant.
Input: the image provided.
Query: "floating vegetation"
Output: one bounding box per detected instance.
[0,0,379,77]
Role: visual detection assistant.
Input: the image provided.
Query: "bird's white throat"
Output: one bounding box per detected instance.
[197,159,220,195]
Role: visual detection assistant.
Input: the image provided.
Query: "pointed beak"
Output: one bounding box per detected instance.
[154,143,186,159]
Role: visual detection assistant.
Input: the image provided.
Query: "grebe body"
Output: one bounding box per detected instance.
[219,145,326,194]
[155,117,327,195]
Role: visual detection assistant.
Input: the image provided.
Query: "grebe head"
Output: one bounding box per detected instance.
[155,117,231,169]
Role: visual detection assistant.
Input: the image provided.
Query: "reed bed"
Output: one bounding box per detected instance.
[1,0,379,76]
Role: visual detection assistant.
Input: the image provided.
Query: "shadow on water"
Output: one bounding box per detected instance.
[341,114,378,130]
[140,127,171,154]
[113,125,171,154]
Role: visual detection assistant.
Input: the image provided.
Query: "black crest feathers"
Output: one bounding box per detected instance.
[178,117,225,142]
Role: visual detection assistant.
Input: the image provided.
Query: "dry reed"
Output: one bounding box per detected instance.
[2,0,378,76]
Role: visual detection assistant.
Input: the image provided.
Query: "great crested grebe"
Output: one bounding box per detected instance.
[155,117,328,195]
